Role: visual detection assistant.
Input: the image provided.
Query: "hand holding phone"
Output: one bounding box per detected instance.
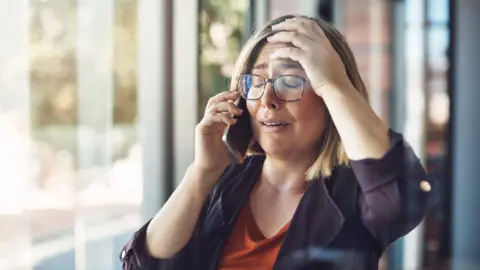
[222,96,253,164]
[194,91,244,172]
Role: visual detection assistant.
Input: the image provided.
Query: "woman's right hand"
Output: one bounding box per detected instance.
[193,90,244,174]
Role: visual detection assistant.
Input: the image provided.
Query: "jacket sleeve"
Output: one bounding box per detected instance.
[119,194,215,270]
[119,219,167,270]
[119,216,203,270]
[350,129,440,248]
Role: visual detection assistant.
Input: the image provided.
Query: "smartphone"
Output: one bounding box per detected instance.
[222,97,252,164]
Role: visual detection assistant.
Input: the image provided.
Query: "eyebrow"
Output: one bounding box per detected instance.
[252,63,268,70]
[252,60,302,70]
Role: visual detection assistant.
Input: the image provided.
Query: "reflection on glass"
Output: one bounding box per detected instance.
[341,0,392,122]
[427,0,449,24]
[198,0,248,116]
[0,0,141,269]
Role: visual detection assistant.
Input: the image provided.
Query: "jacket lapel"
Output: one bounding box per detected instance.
[274,171,346,269]
[220,156,264,227]
[203,156,264,270]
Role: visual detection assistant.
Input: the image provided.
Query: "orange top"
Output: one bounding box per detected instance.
[218,202,291,270]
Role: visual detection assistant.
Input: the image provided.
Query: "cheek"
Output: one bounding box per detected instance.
[246,100,257,116]
[294,94,327,132]
[246,100,260,132]
[246,100,259,123]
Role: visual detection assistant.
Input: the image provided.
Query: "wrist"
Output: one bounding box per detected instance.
[187,163,226,191]
[190,162,227,176]
[316,79,355,99]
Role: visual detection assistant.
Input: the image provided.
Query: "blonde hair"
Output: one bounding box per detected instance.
[229,15,369,181]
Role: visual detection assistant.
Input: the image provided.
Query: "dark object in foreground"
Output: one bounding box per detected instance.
[276,247,366,270]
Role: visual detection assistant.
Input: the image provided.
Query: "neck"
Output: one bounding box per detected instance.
[261,151,317,192]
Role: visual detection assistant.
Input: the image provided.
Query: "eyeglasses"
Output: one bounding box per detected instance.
[237,74,308,102]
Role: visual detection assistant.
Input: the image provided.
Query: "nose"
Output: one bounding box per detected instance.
[260,81,281,110]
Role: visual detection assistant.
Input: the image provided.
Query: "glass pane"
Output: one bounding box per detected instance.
[0,0,142,269]
[198,0,249,116]
[113,0,138,125]
[341,0,392,121]
[427,26,449,67]
[427,0,449,24]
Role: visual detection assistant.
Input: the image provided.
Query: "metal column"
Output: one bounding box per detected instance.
[451,0,480,268]
[173,0,199,187]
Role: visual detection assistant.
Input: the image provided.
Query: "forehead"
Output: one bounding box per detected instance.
[251,42,301,70]
[253,42,292,63]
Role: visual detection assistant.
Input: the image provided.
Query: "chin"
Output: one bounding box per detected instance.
[259,142,292,157]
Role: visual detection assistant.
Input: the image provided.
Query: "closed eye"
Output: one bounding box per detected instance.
[278,76,303,88]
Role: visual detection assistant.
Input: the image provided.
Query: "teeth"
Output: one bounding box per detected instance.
[264,122,287,126]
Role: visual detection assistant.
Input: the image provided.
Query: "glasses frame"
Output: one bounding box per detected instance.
[237,74,308,102]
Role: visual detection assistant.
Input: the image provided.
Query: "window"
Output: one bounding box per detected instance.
[198,0,249,116]
[0,1,141,269]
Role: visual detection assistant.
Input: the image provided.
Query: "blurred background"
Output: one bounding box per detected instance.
[0,0,478,269]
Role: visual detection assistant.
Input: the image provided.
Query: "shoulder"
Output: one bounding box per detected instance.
[219,155,265,185]
[208,155,265,201]
[327,165,361,217]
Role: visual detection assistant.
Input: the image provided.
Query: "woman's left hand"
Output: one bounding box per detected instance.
[268,17,351,96]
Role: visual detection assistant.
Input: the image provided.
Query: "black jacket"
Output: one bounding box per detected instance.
[120,130,439,270]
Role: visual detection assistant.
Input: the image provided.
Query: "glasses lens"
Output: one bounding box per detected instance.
[238,75,264,99]
[274,75,305,101]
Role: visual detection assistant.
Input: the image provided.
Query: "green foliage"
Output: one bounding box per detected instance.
[198,0,248,116]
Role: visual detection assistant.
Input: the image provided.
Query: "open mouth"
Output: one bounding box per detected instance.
[261,121,290,127]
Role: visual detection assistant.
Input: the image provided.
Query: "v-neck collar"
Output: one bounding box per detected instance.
[245,201,291,240]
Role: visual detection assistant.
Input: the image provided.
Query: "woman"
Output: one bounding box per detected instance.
[120,15,438,270]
